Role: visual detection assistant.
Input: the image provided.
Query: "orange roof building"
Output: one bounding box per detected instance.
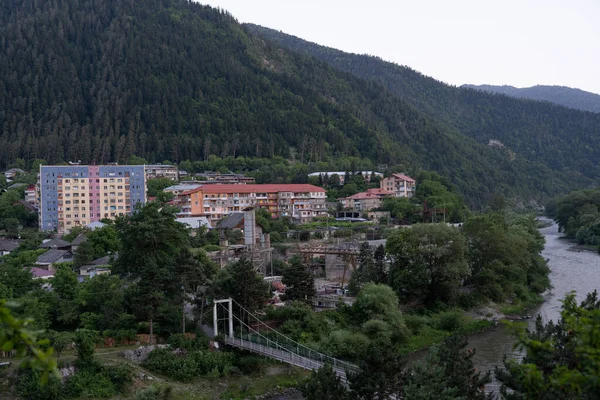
[174,184,327,224]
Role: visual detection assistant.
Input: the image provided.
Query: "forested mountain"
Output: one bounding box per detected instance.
[246,24,600,183]
[0,0,592,206]
[463,84,600,114]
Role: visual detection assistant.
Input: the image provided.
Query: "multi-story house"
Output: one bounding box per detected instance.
[340,188,393,211]
[380,173,416,198]
[39,165,146,233]
[175,184,327,224]
[144,164,179,181]
[25,184,37,206]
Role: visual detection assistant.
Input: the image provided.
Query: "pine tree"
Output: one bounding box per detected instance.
[282,256,315,304]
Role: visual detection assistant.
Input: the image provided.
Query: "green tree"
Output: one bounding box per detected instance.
[300,364,349,400]
[282,256,315,304]
[74,329,100,370]
[496,291,600,400]
[114,202,190,342]
[0,300,58,382]
[352,283,408,343]
[347,344,406,399]
[147,178,176,197]
[387,224,469,306]
[404,335,492,400]
[214,258,269,314]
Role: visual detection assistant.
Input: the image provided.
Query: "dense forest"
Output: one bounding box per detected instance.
[0,0,594,206]
[463,84,600,114]
[246,24,600,182]
[548,188,600,249]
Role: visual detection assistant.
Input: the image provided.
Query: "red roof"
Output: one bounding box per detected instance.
[185,184,325,194]
[343,188,393,200]
[391,173,415,183]
[27,267,54,278]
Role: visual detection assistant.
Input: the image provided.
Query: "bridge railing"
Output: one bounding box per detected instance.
[218,299,359,375]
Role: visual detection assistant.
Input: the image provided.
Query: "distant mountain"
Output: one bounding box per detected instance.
[462,85,600,113]
[0,1,595,207]
[245,24,600,186]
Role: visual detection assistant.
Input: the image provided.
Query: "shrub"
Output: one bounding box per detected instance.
[65,370,119,398]
[435,310,465,332]
[142,348,236,381]
[134,385,174,400]
[202,244,221,252]
[16,369,65,400]
[404,314,429,333]
[235,355,267,374]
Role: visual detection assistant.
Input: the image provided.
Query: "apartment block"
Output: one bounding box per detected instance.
[144,164,179,181]
[39,165,146,233]
[175,184,327,224]
[380,173,416,198]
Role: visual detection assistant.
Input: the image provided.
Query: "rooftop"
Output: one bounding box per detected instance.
[27,267,55,278]
[176,217,212,229]
[216,213,245,229]
[0,240,20,252]
[189,184,326,194]
[39,238,71,249]
[390,173,416,183]
[36,249,72,264]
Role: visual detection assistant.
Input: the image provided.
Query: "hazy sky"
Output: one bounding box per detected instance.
[200,0,600,95]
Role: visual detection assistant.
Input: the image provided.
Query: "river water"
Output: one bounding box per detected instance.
[467,219,600,393]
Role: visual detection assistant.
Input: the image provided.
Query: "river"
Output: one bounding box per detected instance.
[467,219,600,393]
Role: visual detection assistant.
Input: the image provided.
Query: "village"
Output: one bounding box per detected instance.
[2,163,433,312]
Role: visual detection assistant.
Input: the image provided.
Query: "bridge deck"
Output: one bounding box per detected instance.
[225,337,351,381]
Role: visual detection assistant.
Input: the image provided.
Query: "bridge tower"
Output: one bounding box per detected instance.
[213,298,233,338]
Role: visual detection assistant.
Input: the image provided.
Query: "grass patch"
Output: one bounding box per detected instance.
[218,365,307,400]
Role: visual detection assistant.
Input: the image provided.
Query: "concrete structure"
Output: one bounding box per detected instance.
[193,173,255,184]
[367,210,391,222]
[380,173,416,198]
[339,188,393,211]
[175,217,211,230]
[163,183,203,196]
[39,165,146,233]
[175,184,327,224]
[144,164,178,181]
[308,171,383,185]
[214,208,273,273]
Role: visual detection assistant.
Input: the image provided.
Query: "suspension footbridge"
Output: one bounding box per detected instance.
[213,298,358,381]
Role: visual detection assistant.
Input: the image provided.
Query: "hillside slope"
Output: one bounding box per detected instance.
[0,0,590,205]
[246,24,600,182]
[462,85,600,113]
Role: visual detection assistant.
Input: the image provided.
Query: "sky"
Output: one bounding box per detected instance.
[199,0,600,95]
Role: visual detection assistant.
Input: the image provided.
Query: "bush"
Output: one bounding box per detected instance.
[404,314,429,333]
[167,333,208,351]
[134,385,174,400]
[65,370,119,398]
[202,244,221,252]
[434,310,465,332]
[16,369,65,400]
[235,355,267,374]
[142,348,236,381]
[321,329,369,360]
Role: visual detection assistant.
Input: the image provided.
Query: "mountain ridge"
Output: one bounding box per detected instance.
[246,23,600,183]
[462,84,600,113]
[0,0,594,206]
